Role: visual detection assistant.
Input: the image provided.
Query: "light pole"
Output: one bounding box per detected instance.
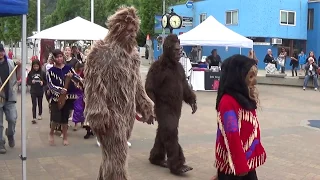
[91,0,94,23]
[37,0,41,59]
[161,0,165,54]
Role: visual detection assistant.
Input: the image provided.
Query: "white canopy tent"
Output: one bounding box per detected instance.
[28,16,108,40]
[178,16,253,48]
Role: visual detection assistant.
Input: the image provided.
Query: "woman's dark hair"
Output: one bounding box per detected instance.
[75,62,84,71]
[52,49,63,58]
[216,55,257,110]
[31,59,41,71]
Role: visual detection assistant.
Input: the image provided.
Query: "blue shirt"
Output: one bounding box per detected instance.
[298,54,306,65]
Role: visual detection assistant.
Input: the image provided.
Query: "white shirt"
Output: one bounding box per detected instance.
[179,56,192,78]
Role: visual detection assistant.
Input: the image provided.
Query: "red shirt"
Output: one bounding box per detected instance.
[215,94,266,175]
[8,51,13,59]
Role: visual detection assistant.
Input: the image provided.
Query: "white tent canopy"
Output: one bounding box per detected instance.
[178,16,253,48]
[28,17,108,40]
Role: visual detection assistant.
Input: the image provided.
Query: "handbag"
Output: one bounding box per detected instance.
[277,57,285,67]
[265,63,276,74]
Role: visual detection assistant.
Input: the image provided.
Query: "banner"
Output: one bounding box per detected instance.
[204,71,220,91]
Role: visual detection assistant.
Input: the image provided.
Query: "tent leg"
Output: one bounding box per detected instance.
[21,14,27,180]
[240,47,242,55]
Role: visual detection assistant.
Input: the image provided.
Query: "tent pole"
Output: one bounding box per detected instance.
[240,47,242,55]
[21,14,27,180]
[37,0,41,60]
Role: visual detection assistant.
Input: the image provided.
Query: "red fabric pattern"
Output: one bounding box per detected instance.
[215,94,266,175]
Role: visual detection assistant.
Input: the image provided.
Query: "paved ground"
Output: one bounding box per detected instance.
[1,63,320,180]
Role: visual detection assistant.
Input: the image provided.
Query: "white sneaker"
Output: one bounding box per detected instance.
[315,88,318,91]
[303,87,306,90]
[96,138,100,147]
[127,141,131,147]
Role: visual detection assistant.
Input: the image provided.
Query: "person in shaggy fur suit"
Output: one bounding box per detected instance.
[83,6,155,180]
[145,34,197,175]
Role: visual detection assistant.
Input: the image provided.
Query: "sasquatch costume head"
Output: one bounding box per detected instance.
[216,55,259,110]
[105,6,140,52]
[162,34,181,61]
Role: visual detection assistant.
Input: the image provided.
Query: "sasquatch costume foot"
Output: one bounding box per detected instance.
[170,165,193,175]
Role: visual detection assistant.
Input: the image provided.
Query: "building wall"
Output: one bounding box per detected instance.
[172,0,308,39]
[307,2,320,58]
[154,0,308,69]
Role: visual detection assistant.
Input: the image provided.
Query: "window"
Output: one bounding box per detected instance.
[200,13,207,23]
[226,10,238,25]
[280,10,296,25]
[308,8,314,30]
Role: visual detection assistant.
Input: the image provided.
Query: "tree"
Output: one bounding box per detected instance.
[0,0,42,45]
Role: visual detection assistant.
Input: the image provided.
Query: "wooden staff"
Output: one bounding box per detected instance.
[57,75,72,110]
[0,65,19,93]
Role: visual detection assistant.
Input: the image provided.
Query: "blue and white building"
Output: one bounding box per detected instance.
[154,0,320,69]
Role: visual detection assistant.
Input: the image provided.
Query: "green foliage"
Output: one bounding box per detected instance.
[0,0,42,44]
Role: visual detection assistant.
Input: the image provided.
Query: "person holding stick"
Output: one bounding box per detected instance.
[0,46,21,154]
[46,49,82,146]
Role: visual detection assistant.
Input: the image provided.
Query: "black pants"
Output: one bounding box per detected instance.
[292,65,298,76]
[31,94,43,119]
[149,113,185,173]
[218,170,258,180]
[50,100,74,124]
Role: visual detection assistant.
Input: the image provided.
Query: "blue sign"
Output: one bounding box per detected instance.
[186,0,193,8]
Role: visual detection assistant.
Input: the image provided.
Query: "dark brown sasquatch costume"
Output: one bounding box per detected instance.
[84,6,154,180]
[145,34,197,175]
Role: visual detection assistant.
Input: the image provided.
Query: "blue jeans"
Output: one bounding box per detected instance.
[0,101,17,141]
[303,74,319,88]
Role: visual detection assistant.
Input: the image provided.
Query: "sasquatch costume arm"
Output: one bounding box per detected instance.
[144,65,156,103]
[135,60,154,120]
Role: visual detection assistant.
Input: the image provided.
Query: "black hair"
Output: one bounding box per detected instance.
[52,49,63,58]
[31,59,41,71]
[75,62,84,70]
[216,54,257,110]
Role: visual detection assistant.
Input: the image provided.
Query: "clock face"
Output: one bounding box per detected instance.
[169,15,182,29]
[162,15,168,28]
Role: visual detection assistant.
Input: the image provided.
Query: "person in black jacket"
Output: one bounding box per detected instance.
[27,60,46,124]
[290,52,299,77]
[263,49,277,69]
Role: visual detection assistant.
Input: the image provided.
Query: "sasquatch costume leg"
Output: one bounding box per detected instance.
[96,127,128,180]
[84,6,154,180]
[150,112,187,173]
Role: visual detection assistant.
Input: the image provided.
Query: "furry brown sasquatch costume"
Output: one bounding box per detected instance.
[145,34,197,175]
[84,6,155,180]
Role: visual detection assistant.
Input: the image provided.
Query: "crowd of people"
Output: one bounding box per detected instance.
[263,48,320,90]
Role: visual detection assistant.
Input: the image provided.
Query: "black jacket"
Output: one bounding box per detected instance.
[263,54,275,63]
[27,70,46,95]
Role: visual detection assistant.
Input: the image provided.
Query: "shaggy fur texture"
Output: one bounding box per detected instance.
[84,6,154,180]
[145,34,197,174]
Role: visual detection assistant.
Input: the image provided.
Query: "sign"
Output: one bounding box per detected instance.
[253,42,270,46]
[182,17,193,27]
[186,0,193,8]
[204,71,220,91]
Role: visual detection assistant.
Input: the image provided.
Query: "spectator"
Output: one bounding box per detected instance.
[298,50,306,74]
[264,49,277,69]
[290,51,298,77]
[303,57,318,91]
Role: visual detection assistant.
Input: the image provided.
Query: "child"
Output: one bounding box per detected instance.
[27,60,46,124]
[47,49,82,146]
[72,62,85,131]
